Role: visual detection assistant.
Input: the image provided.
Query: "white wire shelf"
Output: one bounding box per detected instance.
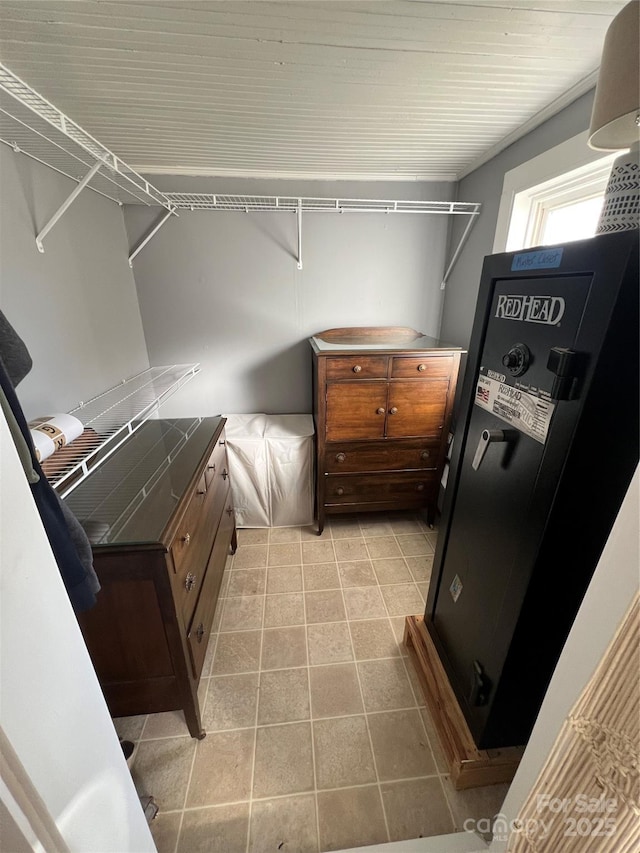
[64,417,205,545]
[0,63,173,209]
[42,364,200,498]
[165,193,481,216]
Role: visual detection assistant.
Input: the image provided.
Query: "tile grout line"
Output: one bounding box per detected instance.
[386,528,434,708]
[383,526,457,833]
[244,535,270,853]
[363,523,442,835]
[217,612,415,630]
[169,557,233,853]
[203,652,413,678]
[136,705,435,743]
[299,535,322,853]
[341,521,391,845]
[154,769,445,815]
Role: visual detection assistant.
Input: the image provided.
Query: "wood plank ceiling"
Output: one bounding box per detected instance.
[0,1,627,181]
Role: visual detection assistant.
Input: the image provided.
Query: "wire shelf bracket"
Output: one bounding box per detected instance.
[128,207,179,267]
[35,159,103,253]
[43,364,200,498]
[440,211,481,291]
[296,199,303,270]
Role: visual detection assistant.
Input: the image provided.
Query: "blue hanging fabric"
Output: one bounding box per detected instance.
[0,311,99,613]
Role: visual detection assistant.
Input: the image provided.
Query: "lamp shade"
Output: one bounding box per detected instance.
[589,0,640,150]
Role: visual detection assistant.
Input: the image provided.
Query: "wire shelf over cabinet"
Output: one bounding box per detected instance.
[42,364,200,498]
[64,416,205,545]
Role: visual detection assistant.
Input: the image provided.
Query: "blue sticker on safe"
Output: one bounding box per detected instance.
[511,248,563,271]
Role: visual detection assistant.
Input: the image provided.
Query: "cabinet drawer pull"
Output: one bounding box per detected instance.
[417,363,427,372]
[185,572,197,592]
[208,463,216,472]
[222,468,229,480]
[335,486,345,496]
[195,622,205,643]
[226,507,234,517]
[420,450,431,460]
[389,407,398,415]
[335,452,346,463]
[182,533,191,545]
[352,364,362,373]
[416,483,425,492]
[376,407,385,415]
[197,488,206,495]
[219,440,226,446]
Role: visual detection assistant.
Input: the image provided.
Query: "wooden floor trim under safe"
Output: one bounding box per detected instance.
[404,615,524,790]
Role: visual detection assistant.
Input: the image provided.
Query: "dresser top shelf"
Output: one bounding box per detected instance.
[310,326,464,354]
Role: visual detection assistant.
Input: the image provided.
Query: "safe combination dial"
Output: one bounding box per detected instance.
[501,342,531,377]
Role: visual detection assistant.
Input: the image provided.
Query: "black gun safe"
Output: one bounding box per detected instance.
[423,230,638,758]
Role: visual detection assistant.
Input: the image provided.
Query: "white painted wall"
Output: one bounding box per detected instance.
[0,409,155,852]
[0,145,150,421]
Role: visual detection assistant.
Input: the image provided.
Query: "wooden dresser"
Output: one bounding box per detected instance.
[310,327,463,533]
[65,416,236,739]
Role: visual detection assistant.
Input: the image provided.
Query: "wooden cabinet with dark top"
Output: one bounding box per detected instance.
[310,327,463,533]
[65,416,236,739]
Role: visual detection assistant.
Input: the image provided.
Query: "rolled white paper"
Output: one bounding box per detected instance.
[30,429,56,463]
[29,413,84,462]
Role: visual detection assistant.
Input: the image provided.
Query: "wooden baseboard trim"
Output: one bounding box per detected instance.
[404,614,524,790]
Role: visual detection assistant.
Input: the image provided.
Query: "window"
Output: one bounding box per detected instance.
[494,131,617,253]
[505,157,612,250]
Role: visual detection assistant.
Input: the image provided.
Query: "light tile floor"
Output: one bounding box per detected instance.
[115,511,509,853]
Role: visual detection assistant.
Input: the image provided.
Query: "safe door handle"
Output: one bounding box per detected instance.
[472,429,507,471]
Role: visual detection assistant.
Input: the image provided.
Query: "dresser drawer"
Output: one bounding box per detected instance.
[391,355,453,379]
[170,474,210,576]
[204,433,229,490]
[324,440,440,473]
[187,491,235,679]
[325,471,438,505]
[326,356,388,380]
[175,482,230,628]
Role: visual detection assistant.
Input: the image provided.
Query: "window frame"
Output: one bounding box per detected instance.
[493,130,617,253]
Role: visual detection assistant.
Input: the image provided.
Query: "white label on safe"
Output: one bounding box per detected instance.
[450,574,463,603]
[474,375,555,444]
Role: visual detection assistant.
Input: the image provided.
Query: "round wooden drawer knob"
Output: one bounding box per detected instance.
[336,487,345,496]
[416,483,425,492]
[389,407,398,415]
[352,365,362,373]
[418,363,427,372]
[335,452,346,463]
[376,407,385,415]
[420,450,431,460]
